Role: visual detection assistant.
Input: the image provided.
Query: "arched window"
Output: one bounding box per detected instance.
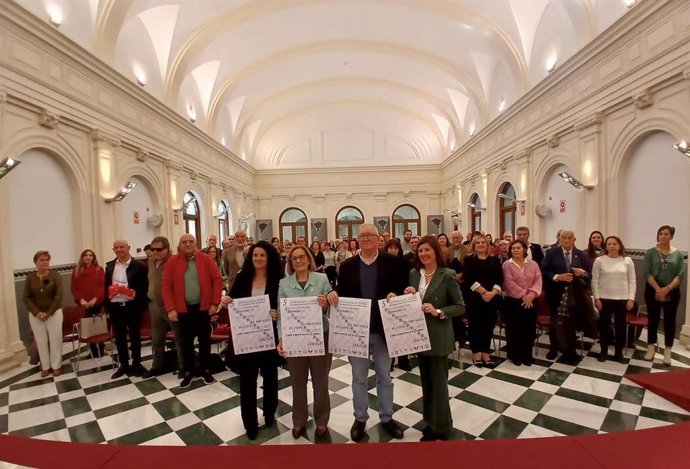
[336,206,364,240]
[392,204,420,239]
[217,200,230,241]
[469,193,482,233]
[183,192,201,242]
[499,183,517,238]
[279,207,308,243]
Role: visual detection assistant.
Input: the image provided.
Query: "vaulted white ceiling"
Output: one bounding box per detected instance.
[15,0,633,169]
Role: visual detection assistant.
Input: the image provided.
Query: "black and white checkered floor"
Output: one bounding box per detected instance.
[1,334,690,446]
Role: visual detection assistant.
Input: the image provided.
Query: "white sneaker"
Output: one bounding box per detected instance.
[643,344,655,361]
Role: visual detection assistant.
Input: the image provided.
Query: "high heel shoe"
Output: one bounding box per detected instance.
[315,426,328,438]
[292,427,306,439]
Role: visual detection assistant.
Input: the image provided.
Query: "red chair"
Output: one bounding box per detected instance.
[626,304,649,357]
[75,316,113,372]
[139,309,152,341]
[534,294,551,356]
[62,306,85,358]
[210,308,230,354]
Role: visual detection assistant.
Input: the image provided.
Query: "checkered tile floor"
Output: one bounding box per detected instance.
[1,333,690,446]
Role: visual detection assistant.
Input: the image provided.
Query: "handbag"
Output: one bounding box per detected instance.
[80,315,108,339]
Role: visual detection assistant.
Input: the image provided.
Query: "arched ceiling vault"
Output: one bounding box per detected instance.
[13,0,633,168]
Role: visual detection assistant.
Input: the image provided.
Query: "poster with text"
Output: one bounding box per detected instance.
[378,293,431,357]
[280,297,325,357]
[328,297,371,358]
[229,295,276,355]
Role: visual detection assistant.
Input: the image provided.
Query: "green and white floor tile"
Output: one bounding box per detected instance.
[1,334,690,446]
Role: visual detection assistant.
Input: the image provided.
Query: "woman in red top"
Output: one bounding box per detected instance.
[71,249,106,356]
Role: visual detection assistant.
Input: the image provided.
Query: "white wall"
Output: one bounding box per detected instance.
[119,176,159,255]
[623,131,689,251]
[8,149,77,269]
[542,164,580,246]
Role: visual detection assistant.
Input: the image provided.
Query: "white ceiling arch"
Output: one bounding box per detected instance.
[13,0,633,169]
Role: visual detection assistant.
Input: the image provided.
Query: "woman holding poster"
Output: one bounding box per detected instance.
[277,245,333,440]
[223,241,283,440]
[403,236,464,441]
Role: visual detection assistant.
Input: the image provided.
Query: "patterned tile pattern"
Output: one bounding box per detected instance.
[1,336,689,446]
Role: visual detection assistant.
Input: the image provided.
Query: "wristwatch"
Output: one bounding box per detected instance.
[436,309,446,319]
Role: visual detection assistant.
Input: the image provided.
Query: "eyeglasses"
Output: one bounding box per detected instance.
[290,255,307,262]
[150,247,166,252]
[358,233,377,240]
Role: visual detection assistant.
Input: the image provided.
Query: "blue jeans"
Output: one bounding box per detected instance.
[348,333,393,423]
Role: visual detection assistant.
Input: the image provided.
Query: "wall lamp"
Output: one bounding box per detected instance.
[0,157,21,180]
[673,141,689,157]
[106,180,137,202]
[558,171,593,190]
[467,202,486,211]
[497,194,526,203]
[175,196,197,212]
[213,205,229,219]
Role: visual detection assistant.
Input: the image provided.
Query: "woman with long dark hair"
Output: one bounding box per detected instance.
[222,241,284,440]
[586,231,605,268]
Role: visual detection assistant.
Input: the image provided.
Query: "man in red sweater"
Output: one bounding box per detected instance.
[162,234,223,388]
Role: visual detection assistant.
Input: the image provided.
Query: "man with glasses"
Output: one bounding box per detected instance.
[143,236,184,379]
[221,230,248,289]
[328,224,406,442]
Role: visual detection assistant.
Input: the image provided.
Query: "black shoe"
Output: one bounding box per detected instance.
[201,370,216,385]
[381,419,404,439]
[420,433,438,442]
[512,360,522,366]
[562,353,581,365]
[131,363,148,377]
[546,350,557,360]
[177,370,185,379]
[615,352,625,364]
[597,352,606,362]
[350,420,366,442]
[179,373,194,389]
[473,360,485,368]
[524,359,533,367]
[111,367,129,379]
[142,368,162,379]
[265,416,276,427]
[246,428,258,440]
[483,360,496,370]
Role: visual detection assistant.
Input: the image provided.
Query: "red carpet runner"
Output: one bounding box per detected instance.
[625,368,690,412]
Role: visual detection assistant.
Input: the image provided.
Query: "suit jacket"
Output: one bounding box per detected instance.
[529,243,544,267]
[408,268,464,356]
[337,253,407,335]
[222,246,246,288]
[104,257,149,313]
[541,246,590,310]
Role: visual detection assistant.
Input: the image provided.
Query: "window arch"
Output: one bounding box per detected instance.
[469,193,482,233]
[279,207,308,243]
[217,200,230,241]
[392,204,420,239]
[336,206,364,240]
[499,183,517,238]
[183,191,201,242]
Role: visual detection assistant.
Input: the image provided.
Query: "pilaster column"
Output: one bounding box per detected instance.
[91,130,121,256]
[574,113,603,237]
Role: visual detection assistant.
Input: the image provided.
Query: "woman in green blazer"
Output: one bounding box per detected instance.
[404,235,464,441]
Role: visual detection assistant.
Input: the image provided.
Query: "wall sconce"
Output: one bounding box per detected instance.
[174,196,197,212]
[625,0,636,8]
[213,204,229,219]
[133,66,147,87]
[558,171,593,190]
[187,106,197,124]
[498,99,506,113]
[673,141,689,157]
[546,56,557,73]
[469,123,476,137]
[0,157,21,180]
[467,202,486,211]
[497,194,526,203]
[106,180,137,202]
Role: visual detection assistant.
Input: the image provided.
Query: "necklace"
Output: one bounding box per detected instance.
[424,269,436,277]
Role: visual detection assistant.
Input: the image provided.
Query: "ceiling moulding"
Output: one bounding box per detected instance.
[574,112,604,132]
[254,163,442,176]
[39,110,59,129]
[0,1,253,177]
[440,0,675,169]
[633,88,653,109]
[91,129,121,147]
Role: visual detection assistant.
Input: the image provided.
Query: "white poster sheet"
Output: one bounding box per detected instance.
[280,297,325,357]
[378,293,431,357]
[229,295,276,355]
[328,297,371,358]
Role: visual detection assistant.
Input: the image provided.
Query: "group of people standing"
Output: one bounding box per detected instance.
[21,222,684,443]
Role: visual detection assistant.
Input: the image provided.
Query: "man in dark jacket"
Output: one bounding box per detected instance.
[105,239,149,379]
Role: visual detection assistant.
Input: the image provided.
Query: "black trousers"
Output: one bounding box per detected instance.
[237,350,279,431]
[598,299,627,354]
[178,304,211,374]
[645,284,681,347]
[467,298,499,354]
[503,297,536,362]
[418,355,452,435]
[109,302,143,368]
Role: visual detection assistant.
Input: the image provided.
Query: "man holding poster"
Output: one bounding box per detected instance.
[328,224,407,442]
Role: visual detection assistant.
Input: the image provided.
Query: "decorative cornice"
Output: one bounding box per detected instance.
[39,110,59,129]
[633,88,653,109]
[91,129,120,147]
[164,159,183,171]
[547,134,560,148]
[136,149,149,162]
[574,112,604,132]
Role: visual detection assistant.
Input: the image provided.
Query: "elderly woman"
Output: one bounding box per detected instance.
[23,250,64,377]
[277,245,332,439]
[71,249,106,357]
[403,236,464,441]
[223,241,283,440]
[643,225,685,365]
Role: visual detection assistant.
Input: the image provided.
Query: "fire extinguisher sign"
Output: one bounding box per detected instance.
[133,211,140,224]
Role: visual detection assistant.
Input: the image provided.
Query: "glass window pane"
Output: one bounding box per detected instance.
[187,220,196,236]
[296,225,306,238]
[282,227,291,242]
[505,184,516,200]
[474,197,482,210]
[394,223,404,239]
[352,224,360,237]
[393,205,419,220]
[409,222,418,235]
[281,208,307,223]
[337,207,363,221]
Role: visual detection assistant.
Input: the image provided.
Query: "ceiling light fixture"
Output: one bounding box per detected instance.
[672,140,690,157]
[0,157,21,180]
[133,66,146,87]
[469,124,476,137]
[558,171,592,190]
[47,4,62,27]
[546,56,557,73]
[187,106,197,123]
[106,180,137,202]
[220,137,227,147]
[625,0,636,8]
[498,99,506,113]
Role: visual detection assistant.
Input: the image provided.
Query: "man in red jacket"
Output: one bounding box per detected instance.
[163,234,223,388]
